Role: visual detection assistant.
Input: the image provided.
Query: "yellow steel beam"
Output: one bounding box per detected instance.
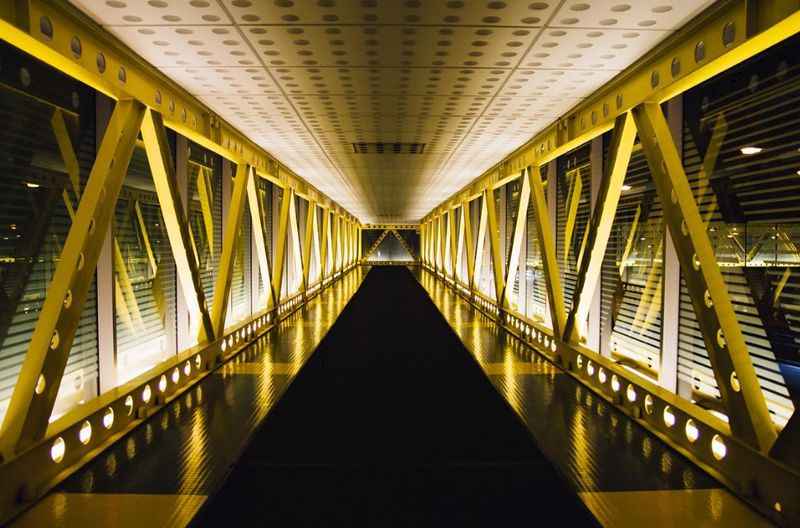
[503,171,532,308]
[246,167,273,309]
[331,214,340,274]
[320,209,330,278]
[363,229,390,261]
[463,202,475,288]
[302,201,316,289]
[0,99,145,456]
[564,112,637,344]
[528,165,567,339]
[473,197,488,289]
[455,205,465,282]
[633,101,776,451]
[271,188,292,302]
[392,229,417,261]
[484,188,506,303]
[423,2,800,222]
[287,193,303,293]
[448,209,458,276]
[141,108,214,343]
[311,206,322,282]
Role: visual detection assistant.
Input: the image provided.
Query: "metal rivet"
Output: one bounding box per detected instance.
[616,94,623,109]
[155,90,162,105]
[50,330,60,350]
[603,102,609,117]
[671,57,681,78]
[64,289,73,309]
[117,66,126,83]
[694,41,705,63]
[70,36,82,58]
[39,16,53,40]
[650,70,660,88]
[722,22,735,47]
[96,52,106,73]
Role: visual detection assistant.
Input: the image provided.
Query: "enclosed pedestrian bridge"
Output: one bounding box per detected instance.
[0,1,799,526]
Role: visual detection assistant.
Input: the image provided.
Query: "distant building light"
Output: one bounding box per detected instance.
[740,146,762,155]
[24,182,40,188]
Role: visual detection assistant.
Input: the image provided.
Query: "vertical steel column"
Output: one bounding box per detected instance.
[484,188,506,303]
[271,187,292,304]
[247,170,273,309]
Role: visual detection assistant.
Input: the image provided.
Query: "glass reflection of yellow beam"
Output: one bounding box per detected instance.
[113,238,145,333]
[639,240,664,335]
[619,205,640,276]
[195,164,216,258]
[134,200,166,322]
[697,114,727,226]
[563,166,584,266]
[773,267,791,307]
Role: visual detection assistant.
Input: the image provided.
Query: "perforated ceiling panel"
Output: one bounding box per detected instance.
[70,0,715,223]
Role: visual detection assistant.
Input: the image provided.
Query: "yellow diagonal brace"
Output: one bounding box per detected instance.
[50,109,80,201]
[320,209,330,279]
[463,202,475,288]
[311,207,322,282]
[473,197,488,289]
[503,172,532,308]
[209,163,250,336]
[564,112,636,343]
[633,101,776,451]
[364,230,390,260]
[271,189,292,302]
[455,207,465,281]
[113,238,144,332]
[141,109,214,343]
[247,169,273,309]
[448,209,458,276]
[287,192,303,293]
[391,229,417,261]
[0,100,145,456]
[484,188,506,303]
[302,201,316,289]
[529,165,567,338]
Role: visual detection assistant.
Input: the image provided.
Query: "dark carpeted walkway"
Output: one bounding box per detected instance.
[194,267,598,527]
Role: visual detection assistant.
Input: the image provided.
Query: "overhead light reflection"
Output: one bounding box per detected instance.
[740,146,762,155]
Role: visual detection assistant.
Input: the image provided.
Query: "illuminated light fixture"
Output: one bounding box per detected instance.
[24,181,40,188]
[685,419,700,443]
[158,374,167,393]
[644,394,654,415]
[50,436,66,463]
[621,184,632,191]
[78,420,92,445]
[663,405,676,427]
[711,434,727,460]
[739,146,762,155]
[598,368,607,383]
[611,374,621,392]
[102,407,115,429]
[626,384,637,402]
[124,395,134,416]
[171,367,180,384]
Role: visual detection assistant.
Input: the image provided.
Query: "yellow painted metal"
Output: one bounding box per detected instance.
[0,0,354,219]
[112,238,145,332]
[134,201,158,275]
[473,197,488,289]
[423,2,800,223]
[141,109,214,343]
[331,214,340,274]
[319,209,330,278]
[448,209,458,276]
[391,229,417,261]
[484,188,506,304]
[271,188,292,302]
[564,112,637,344]
[633,101,776,451]
[463,202,475,288]
[246,167,273,309]
[455,205,465,282]
[503,171,532,308]
[528,165,567,339]
[302,201,316,289]
[287,193,303,292]
[0,99,145,456]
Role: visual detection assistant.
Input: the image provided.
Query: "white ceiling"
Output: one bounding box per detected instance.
[71,0,715,223]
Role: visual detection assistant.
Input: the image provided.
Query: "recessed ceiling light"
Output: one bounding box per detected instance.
[740,146,763,155]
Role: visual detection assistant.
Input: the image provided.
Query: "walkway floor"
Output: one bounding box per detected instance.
[194,266,599,526]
